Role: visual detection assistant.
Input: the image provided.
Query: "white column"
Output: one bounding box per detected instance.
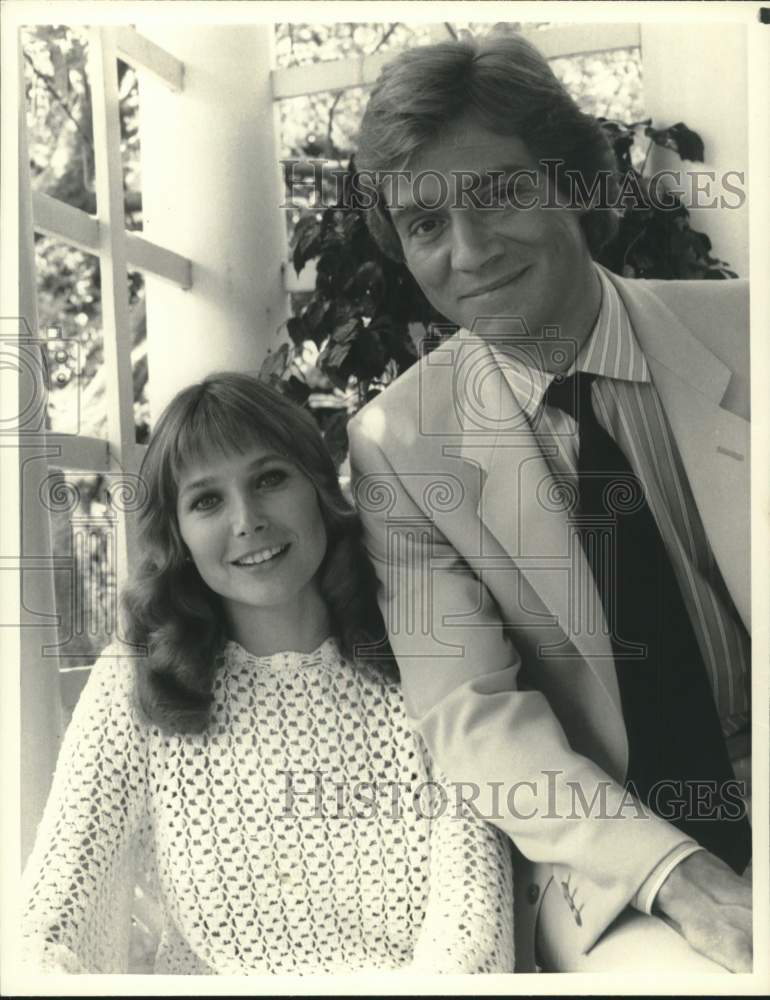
[138,24,289,418]
[641,23,749,278]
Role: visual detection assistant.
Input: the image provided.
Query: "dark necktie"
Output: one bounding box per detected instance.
[544,371,750,872]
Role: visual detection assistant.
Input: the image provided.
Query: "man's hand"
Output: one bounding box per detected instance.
[653,851,752,972]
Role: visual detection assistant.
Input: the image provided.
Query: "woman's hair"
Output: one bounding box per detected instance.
[356,34,620,260]
[122,372,393,734]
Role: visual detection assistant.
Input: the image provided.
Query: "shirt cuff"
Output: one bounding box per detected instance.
[631,843,706,915]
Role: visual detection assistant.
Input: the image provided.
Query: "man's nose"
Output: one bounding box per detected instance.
[450,211,502,272]
[231,493,268,536]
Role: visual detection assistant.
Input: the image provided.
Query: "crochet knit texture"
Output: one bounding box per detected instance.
[22,639,514,974]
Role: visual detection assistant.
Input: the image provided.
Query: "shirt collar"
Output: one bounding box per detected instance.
[488,265,651,422]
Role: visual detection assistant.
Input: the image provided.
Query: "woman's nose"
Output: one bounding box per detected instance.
[231,494,267,536]
[450,211,503,272]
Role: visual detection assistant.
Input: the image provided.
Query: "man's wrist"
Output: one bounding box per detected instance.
[635,843,705,916]
[651,845,709,916]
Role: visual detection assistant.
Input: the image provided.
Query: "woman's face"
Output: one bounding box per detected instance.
[176,442,328,622]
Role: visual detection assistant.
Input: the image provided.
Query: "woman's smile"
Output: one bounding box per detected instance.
[230,542,291,569]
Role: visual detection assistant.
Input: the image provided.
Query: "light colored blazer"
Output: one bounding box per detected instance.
[347,271,750,968]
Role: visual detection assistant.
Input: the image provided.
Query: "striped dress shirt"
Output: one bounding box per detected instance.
[489,266,751,911]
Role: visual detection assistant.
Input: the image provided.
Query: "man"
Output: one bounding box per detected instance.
[347,35,752,973]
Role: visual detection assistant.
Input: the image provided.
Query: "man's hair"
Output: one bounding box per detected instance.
[122,372,394,734]
[356,34,620,260]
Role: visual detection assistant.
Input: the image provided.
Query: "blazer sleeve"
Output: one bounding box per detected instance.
[20,648,151,973]
[348,419,689,954]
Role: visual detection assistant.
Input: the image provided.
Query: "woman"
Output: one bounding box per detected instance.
[21,373,514,975]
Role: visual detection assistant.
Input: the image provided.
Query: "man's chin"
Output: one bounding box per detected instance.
[465,302,538,340]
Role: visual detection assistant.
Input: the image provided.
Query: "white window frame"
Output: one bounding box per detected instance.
[27,27,192,585]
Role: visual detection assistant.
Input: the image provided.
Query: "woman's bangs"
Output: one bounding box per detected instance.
[169,394,284,482]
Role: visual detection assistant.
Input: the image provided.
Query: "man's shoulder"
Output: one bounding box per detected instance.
[348,335,463,447]
[609,272,749,376]
[638,274,748,318]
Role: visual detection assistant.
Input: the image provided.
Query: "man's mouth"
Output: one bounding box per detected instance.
[459,265,532,299]
[231,543,290,567]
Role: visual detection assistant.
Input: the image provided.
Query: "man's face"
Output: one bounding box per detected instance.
[385,116,597,354]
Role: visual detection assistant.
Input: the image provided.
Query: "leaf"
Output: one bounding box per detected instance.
[329,317,360,348]
[286,315,306,347]
[322,409,350,469]
[291,213,322,274]
[644,122,705,163]
[368,314,417,372]
[283,375,312,405]
[317,317,362,386]
[303,298,333,347]
[347,324,387,382]
[704,266,738,280]
[346,260,385,303]
[258,343,289,380]
[599,119,638,173]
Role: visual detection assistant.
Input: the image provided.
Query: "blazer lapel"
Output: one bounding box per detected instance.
[454,334,620,707]
[609,273,751,631]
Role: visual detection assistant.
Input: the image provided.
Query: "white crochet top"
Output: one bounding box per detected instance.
[21,639,514,975]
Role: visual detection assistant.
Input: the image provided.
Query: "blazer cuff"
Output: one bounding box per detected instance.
[631,842,705,915]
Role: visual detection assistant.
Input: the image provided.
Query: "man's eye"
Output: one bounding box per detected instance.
[483,175,530,205]
[485,175,510,200]
[409,217,444,240]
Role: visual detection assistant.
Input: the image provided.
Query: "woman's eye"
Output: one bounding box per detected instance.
[191,493,219,513]
[256,468,288,489]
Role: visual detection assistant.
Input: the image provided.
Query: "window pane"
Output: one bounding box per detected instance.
[279,84,368,165]
[274,22,443,69]
[22,26,96,214]
[129,270,150,442]
[118,59,143,232]
[280,85,368,250]
[23,27,144,227]
[35,236,108,438]
[35,240,146,442]
[551,47,644,123]
[448,20,553,36]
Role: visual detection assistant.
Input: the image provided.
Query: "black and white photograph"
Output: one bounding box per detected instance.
[1,1,767,993]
